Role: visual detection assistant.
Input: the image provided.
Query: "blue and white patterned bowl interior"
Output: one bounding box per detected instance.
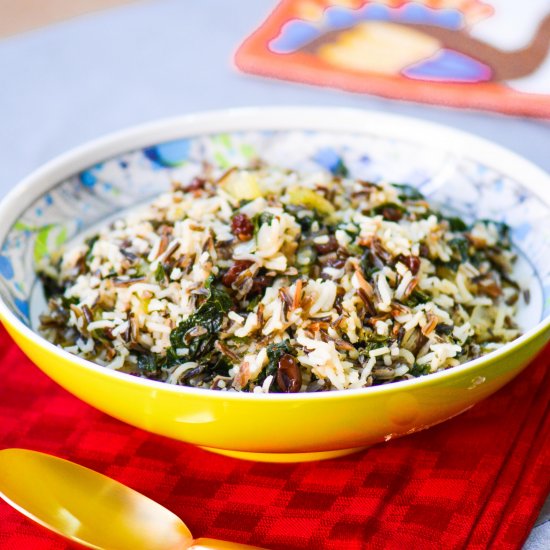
[1,130,549,329]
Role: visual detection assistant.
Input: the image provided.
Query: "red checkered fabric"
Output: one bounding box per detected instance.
[0,324,548,549]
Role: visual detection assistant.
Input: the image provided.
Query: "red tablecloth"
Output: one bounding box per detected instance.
[0,324,548,549]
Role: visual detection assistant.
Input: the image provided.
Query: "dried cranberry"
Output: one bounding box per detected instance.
[382,206,403,221]
[231,213,254,241]
[250,275,272,296]
[221,260,253,287]
[276,354,302,393]
[315,236,339,255]
[184,177,206,192]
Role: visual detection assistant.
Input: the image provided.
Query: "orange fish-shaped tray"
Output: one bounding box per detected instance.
[235,0,550,118]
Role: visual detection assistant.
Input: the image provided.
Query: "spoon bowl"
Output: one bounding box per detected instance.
[0,448,260,550]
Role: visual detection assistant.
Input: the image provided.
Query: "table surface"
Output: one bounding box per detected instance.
[0,0,548,547]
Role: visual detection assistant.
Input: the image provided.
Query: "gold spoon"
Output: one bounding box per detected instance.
[0,448,263,550]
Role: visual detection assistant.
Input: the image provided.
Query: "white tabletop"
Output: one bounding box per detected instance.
[0,0,547,546]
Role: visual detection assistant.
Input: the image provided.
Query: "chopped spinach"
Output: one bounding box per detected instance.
[448,237,470,262]
[61,295,79,308]
[332,158,349,178]
[256,339,295,389]
[336,222,359,237]
[129,262,147,279]
[246,294,262,312]
[178,355,232,386]
[435,323,454,335]
[392,183,424,201]
[284,204,326,234]
[359,338,388,354]
[137,353,159,376]
[210,354,233,376]
[166,276,232,366]
[252,212,275,235]
[147,219,175,230]
[360,249,383,279]
[295,213,322,233]
[442,216,469,232]
[40,273,65,299]
[266,339,294,364]
[479,220,511,248]
[154,263,166,283]
[89,328,112,347]
[84,235,99,263]
[405,289,430,307]
[409,363,431,377]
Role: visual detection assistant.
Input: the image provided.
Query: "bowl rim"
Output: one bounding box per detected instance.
[0,105,549,401]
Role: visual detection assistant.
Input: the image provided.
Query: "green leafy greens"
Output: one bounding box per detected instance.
[137,276,232,376]
[166,276,231,363]
[392,183,424,201]
[255,339,295,390]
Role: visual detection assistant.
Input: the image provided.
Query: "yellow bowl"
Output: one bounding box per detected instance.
[1,108,549,462]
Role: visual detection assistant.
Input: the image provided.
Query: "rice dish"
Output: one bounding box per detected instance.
[38,165,521,393]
